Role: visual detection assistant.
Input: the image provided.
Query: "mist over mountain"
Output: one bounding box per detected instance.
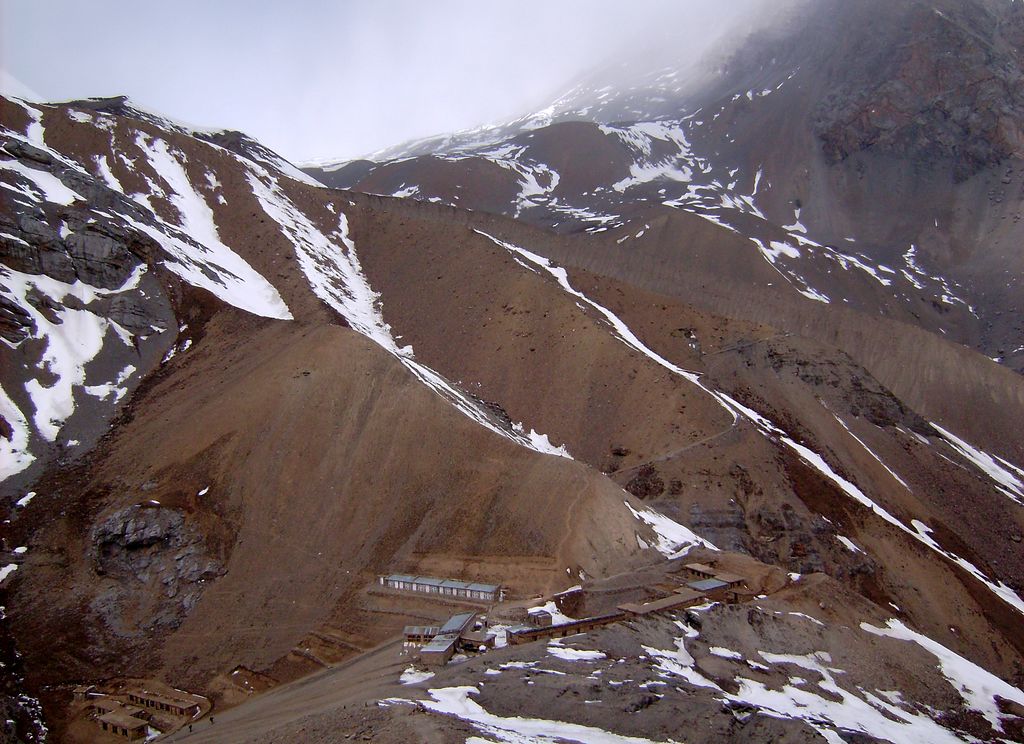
[2,1,1023,742]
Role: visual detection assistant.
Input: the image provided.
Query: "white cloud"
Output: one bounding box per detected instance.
[0,0,768,161]
[1,68,42,102]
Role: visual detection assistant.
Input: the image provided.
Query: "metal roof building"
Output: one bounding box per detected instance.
[420,633,460,666]
[619,588,706,616]
[439,612,477,635]
[378,574,502,602]
[687,578,729,593]
[403,625,441,643]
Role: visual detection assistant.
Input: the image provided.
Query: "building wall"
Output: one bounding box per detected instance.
[381,577,498,601]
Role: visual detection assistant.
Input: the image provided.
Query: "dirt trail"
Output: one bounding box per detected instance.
[613,418,743,478]
[165,638,408,743]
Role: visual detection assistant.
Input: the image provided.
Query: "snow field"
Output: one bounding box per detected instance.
[245,169,571,460]
[129,133,293,320]
[0,266,139,453]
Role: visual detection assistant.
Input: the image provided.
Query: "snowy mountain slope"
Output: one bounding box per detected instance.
[1,94,588,498]
[308,109,993,368]
[171,570,1024,744]
[338,196,1024,686]
[307,0,1023,372]
[1,95,730,740]
[357,117,999,323]
[1,94,289,493]
[2,2,1024,737]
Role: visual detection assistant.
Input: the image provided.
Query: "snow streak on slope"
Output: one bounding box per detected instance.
[127,134,293,320]
[602,120,697,192]
[0,383,34,480]
[438,143,563,218]
[0,266,139,445]
[1,99,94,177]
[475,232,1024,615]
[931,423,1024,505]
[244,171,571,459]
[728,395,1024,615]
[390,687,673,744]
[831,413,911,491]
[475,231,705,387]
[476,230,758,430]
[862,619,1024,735]
[624,500,717,556]
[0,158,83,206]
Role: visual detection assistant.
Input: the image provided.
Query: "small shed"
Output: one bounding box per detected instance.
[527,609,553,627]
[73,684,96,702]
[420,633,459,666]
[459,630,495,650]
[97,711,147,740]
[686,577,734,602]
[403,625,440,644]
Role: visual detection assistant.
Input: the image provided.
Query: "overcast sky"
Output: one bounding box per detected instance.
[1,1,762,164]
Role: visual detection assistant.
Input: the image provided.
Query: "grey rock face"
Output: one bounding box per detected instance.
[0,107,188,499]
[0,165,153,291]
[813,1,1024,181]
[90,504,224,635]
[63,231,138,289]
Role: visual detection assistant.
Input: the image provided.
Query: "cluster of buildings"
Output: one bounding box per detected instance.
[618,562,747,615]
[91,700,149,741]
[393,563,750,668]
[74,684,202,740]
[404,611,495,666]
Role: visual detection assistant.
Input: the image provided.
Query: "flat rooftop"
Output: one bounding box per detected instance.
[129,690,197,709]
[98,711,147,730]
[620,589,705,616]
[688,578,730,592]
[382,574,500,593]
[403,625,440,636]
[421,633,459,653]
[710,571,746,585]
[682,562,718,575]
[439,612,477,635]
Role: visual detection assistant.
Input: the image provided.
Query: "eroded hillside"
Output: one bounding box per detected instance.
[2,6,1024,736]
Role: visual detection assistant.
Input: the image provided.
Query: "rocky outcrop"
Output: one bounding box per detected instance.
[0,138,159,291]
[625,464,665,500]
[89,504,224,635]
[814,0,1024,181]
